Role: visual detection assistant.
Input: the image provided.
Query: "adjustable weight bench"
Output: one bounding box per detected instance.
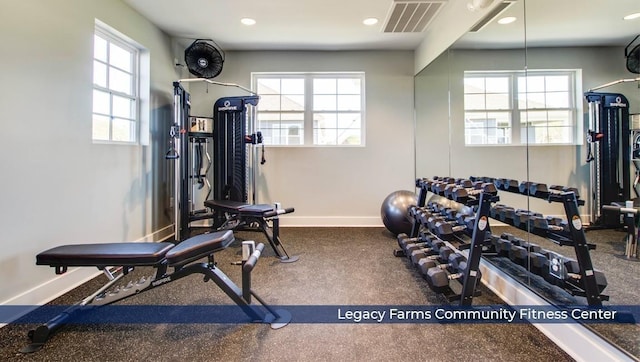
[21,230,291,354]
[205,200,299,263]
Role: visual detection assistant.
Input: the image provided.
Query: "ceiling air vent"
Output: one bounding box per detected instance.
[469,0,516,32]
[383,0,447,33]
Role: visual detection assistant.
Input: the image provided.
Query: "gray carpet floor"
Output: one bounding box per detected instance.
[2,226,631,361]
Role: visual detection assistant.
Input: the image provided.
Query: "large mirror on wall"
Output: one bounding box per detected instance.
[415,0,640,358]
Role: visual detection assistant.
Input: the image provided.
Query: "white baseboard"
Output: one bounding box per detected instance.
[0,225,175,328]
[278,216,383,227]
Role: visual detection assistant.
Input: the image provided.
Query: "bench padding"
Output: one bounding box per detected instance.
[166,230,234,266]
[36,230,235,268]
[36,242,175,267]
[204,200,275,217]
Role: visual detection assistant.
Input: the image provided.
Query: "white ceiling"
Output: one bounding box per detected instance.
[123,0,640,51]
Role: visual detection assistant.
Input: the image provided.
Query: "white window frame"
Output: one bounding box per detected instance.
[92,22,140,144]
[463,69,583,146]
[251,72,366,147]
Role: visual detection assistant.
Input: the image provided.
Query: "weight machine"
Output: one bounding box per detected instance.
[167,79,263,241]
[584,92,631,228]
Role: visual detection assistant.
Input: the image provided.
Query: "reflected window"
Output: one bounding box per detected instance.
[93,22,139,143]
[253,73,365,146]
[464,70,580,145]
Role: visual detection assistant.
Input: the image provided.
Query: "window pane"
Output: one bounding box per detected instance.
[109,42,132,71]
[92,114,110,140]
[338,78,361,94]
[464,78,485,93]
[548,110,572,126]
[546,92,569,108]
[109,67,132,95]
[519,92,545,109]
[93,89,110,114]
[94,35,107,62]
[93,61,107,87]
[314,79,336,94]
[546,76,569,91]
[281,95,304,111]
[524,76,545,92]
[486,93,509,109]
[281,78,304,94]
[112,118,135,142]
[465,94,485,110]
[257,78,280,94]
[485,77,509,93]
[314,95,336,111]
[260,95,281,111]
[314,128,337,145]
[314,113,337,128]
[337,114,361,129]
[337,95,361,111]
[547,127,571,143]
[338,129,361,145]
[112,95,134,119]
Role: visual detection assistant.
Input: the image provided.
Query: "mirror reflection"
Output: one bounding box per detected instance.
[415,0,639,358]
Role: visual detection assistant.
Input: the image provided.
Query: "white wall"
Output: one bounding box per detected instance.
[0,0,177,304]
[415,46,639,217]
[186,50,416,226]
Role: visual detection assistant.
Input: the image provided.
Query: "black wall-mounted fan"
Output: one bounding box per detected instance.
[625,35,640,74]
[184,39,225,79]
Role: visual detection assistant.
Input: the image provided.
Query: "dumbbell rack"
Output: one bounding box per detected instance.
[408,179,498,305]
[413,176,608,307]
[482,177,608,306]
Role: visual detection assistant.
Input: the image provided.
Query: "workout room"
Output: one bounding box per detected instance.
[1,1,639,361]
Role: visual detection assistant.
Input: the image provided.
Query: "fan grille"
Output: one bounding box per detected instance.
[184,40,224,79]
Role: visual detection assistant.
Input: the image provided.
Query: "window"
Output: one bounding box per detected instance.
[92,24,139,143]
[463,70,581,145]
[252,73,365,146]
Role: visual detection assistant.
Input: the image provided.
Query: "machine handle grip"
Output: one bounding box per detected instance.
[602,205,638,215]
[165,149,179,159]
[263,207,295,218]
[243,243,265,273]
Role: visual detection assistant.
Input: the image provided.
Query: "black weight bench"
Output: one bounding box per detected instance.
[22,230,290,353]
[205,200,299,263]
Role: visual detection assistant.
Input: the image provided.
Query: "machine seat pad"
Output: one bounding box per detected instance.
[36,242,175,267]
[166,230,234,267]
[204,199,249,212]
[237,204,275,217]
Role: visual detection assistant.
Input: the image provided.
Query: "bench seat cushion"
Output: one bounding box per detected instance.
[166,230,234,266]
[36,242,175,267]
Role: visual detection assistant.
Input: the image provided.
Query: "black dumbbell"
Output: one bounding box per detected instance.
[508,245,529,266]
[531,216,569,234]
[451,183,498,204]
[424,259,480,290]
[410,242,450,266]
[397,232,430,249]
[529,251,550,277]
[513,210,543,230]
[418,252,466,275]
[434,220,467,240]
[563,259,608,293]
[404,237,440,256]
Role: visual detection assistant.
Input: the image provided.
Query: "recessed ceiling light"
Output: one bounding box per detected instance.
[497,16,517,25]
[240,18,256,26]
[363,17,379,26]
[623,12,640,20]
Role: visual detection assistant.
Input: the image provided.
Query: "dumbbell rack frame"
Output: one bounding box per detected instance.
[411,182,497,305]
[493,178,608,306]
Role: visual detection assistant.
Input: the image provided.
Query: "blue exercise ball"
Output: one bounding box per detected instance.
[381,190,417,235]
